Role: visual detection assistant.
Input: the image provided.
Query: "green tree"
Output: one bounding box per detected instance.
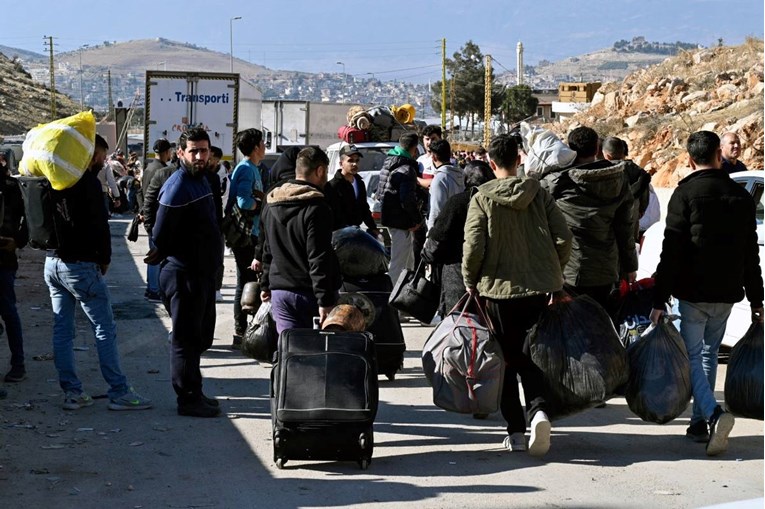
[501,85,538,125]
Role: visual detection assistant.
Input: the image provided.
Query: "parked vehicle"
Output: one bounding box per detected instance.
[637,170,764,349]
[143,71,261,163]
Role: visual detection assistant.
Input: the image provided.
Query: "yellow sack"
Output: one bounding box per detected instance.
[19,111,96,190]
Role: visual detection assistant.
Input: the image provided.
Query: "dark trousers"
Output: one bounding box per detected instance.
[485,294,549,434]
[0,268,24,367]
[232,243,258,336]
[160,264,216,405]
[412,223,427,269]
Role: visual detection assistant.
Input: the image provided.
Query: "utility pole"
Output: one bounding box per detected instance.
[107,69,114,120]
[450,78,455,132]
[441,38,446,129]
[483,54,492,148]
[44,35,56,118]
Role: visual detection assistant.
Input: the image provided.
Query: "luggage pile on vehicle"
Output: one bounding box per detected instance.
[337,104,425,144]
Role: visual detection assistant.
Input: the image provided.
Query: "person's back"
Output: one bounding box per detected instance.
[376,137,422,231]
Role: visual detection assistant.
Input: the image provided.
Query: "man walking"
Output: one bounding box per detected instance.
[376,132,423,287]
[148,127,223,418]
[139,138,173,302]
[323,144,380,236]
[0,162,28,383]
[260,147,340,332]
[538,126,637,310]
[650,130,763,456]
[44,134,151,411]
[426,139,464,230]
[463,134,572,457]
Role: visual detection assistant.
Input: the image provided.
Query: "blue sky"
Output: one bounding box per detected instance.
[3,0,763,82]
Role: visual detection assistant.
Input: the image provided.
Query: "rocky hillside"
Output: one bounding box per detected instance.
[0,52,80,134]
[551,39,764,187]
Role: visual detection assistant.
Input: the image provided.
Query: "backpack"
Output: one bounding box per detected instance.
[17,176,70,250]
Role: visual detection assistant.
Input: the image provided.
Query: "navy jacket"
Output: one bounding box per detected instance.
[153,164,222,273]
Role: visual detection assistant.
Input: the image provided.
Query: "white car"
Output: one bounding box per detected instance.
[637,170,764,349]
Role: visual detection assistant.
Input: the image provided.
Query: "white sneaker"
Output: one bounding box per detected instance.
[503,432,526,452]
[215,291,223,302]
[528,411,551,457]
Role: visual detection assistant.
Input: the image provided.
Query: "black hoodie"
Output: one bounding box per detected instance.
[261,179,340,307]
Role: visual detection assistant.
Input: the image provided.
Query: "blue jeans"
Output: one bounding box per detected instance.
[0,268,24,367]
[146,237,160,294]
[44,257,129,400]
[674,300,732,424]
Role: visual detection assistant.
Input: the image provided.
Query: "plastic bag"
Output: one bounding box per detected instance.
[19,111,96,190]
[625,319,691,424]
[614,278,655,348]
[724,322,764,420]
[241,302,278,363]
[525,294,628,420]
[331,226,389,278]
[520,122,577,179]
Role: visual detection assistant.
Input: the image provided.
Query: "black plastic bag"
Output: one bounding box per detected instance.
[614,278,655,348]
[525,294,629,420]
[241,302,278,363]
[724,322,764,420]
[127,215,140,242]
[625,319,691,424]
[331,226,388,279]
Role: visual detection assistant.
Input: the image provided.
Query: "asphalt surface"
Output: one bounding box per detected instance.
[0,217,762,509]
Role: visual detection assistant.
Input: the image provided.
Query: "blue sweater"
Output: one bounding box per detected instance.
[153,164,222,272]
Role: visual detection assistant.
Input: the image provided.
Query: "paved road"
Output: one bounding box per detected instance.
[0,217,762,508]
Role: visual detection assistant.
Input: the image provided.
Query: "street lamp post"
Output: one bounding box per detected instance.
[230,16,242,73]
[78,44,89,110]
[336,61,346,102]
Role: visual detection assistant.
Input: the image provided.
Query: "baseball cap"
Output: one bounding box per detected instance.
[340,145,363,158]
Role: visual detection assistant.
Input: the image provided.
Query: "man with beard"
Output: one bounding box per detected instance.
[44,134,152,411]
[146,127,223,418]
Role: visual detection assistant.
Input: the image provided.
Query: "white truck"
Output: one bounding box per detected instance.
[261,100,362,152]
[143,71,262,162]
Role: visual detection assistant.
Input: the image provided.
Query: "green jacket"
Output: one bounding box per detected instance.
[462,177,572,299]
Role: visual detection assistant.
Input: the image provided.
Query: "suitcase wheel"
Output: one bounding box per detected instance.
[359,458,370,470]
[358,433,368,450]
[275,457,287,469]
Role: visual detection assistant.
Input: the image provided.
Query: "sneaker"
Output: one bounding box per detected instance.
[503,433,527,452]
[4,366,27,383]
[178,399,221,418]
[528,410,552,457]
[215,291,223,303]
[232,334,243,350]
[108,387,153,411]
[706,406,735,456]
[686,420,710,443]
[144,291,162,303]
[63,391,94,410]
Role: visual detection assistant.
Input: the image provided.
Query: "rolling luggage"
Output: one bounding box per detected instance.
[341,273,406,380]
[271,329,378,469]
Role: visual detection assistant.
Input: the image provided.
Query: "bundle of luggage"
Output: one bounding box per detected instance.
[337,104,424,144]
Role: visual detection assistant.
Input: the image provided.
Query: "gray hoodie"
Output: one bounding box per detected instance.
[427,164,465,230]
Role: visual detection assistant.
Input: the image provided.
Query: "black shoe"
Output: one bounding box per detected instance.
[202,394,220,407]
[472,413,489,420]
[232,334,243,350]
[686,420,710,443]
[4,366,26,383]
[178,399,221,418]
[144,291,162,303]
[706,406,734,456]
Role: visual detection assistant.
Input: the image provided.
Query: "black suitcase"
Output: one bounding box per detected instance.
[271,329,378,469]
[341,274,406,380]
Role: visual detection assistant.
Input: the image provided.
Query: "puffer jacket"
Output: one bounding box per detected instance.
[539,160,637,287]
[0,174,28,269]
[261,180,340,307]
[462,177,572,299]
[375,146,422,230]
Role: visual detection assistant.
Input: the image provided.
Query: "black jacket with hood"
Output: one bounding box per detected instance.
[261,179,340,307]
[0,174,28,269]
[539,159,638,287]
[375,147,422,230]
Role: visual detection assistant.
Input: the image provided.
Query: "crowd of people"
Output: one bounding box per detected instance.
[0,121,760,459]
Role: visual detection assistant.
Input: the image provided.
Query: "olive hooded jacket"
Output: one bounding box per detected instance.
[462,177,572,299]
